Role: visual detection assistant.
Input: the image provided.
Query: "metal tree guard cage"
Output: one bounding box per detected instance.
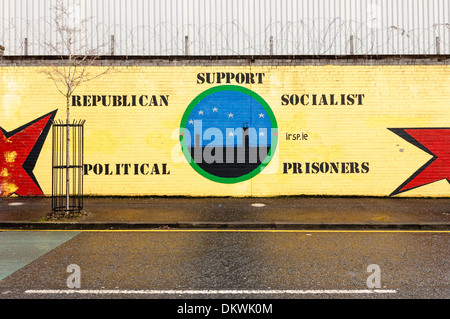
[52,120,85,213]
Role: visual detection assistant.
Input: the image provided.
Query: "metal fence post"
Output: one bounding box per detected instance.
[185,35,189,56]
[110,35,115,55]
[24,38,28,56]
[269,36,274,55]
[436,37,440,55]
[350,35,354,55]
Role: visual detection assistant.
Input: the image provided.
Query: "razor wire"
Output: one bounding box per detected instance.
[1,17,449,56]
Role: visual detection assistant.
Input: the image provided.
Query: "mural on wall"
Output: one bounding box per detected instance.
[0,110,56,196]
[179,85,278,184]
[0,65,448,197]
[388,128,450,196]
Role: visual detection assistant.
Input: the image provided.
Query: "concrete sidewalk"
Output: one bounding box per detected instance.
[1,196,449,230]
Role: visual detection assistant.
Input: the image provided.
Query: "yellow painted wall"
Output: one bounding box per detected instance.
[0,65,449,197]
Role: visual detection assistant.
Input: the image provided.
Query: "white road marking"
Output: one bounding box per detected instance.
[8,202,24,206]
[251,203,266,207]
[25,289,397,295]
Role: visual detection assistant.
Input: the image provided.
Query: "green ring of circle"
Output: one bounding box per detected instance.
[179,85,278,184]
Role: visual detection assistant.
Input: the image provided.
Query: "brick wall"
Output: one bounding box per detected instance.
[1,56,449,197]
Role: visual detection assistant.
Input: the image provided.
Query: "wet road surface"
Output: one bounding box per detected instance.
[0,229,448,299]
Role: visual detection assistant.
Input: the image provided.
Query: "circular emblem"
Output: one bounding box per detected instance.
[180,85,278,183]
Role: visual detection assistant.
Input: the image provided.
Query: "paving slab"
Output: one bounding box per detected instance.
[0,197,449,230]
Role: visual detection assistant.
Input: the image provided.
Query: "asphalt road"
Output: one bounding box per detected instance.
[0,229,448,302]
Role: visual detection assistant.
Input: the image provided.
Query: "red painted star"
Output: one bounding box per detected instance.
[389,128,450,196]
[0,111,56,196]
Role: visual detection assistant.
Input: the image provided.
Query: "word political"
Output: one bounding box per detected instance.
[281,93,365,106]
[83,163,170,175]
[71,95,169,107]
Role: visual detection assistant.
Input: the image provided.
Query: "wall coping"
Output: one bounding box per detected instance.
[1,54,449,66]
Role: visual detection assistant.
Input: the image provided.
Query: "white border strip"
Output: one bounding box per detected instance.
[25,289,397,295]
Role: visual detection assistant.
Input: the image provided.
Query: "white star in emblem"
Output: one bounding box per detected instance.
[259,131,265,136]
[259,113,264,118]
[229,131,234,137]
[188,119,194,125]
[212,107,218,112]
[198,110,204,115]
[228,113,234,118]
